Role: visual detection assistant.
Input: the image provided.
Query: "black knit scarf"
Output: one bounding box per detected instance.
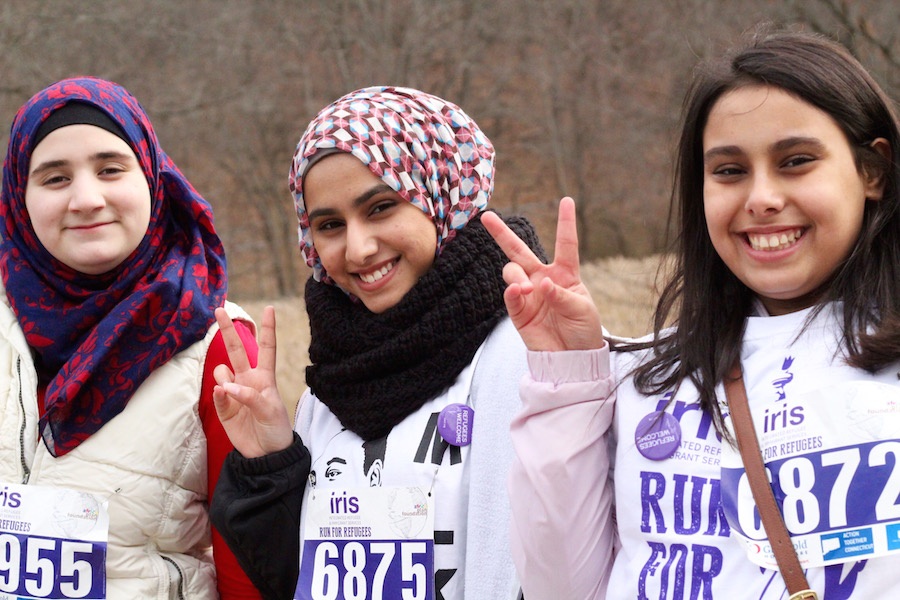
[304,213,546,441]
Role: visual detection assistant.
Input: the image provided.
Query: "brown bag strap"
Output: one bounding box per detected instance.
[725,360,818,600]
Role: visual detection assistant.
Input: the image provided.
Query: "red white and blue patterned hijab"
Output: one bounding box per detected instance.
[0,77,227,457]
[289,86,495,283]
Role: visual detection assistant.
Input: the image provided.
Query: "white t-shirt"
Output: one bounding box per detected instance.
[609,304,900,597]
[295,354,479,600]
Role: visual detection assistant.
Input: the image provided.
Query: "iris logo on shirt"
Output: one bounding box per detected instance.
[0,486,21,508]
[762,402,805,433]
[329,491,359,514]
[654,393,720,443]
[771,356,794,400]
[763,356,805,433]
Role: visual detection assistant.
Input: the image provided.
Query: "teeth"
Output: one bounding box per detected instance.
[748,229,803,252]
[359,262,394,283]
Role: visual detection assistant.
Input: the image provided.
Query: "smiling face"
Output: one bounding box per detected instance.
[25,124,151,275]
[303,152,437,313]
[702,85,887,315]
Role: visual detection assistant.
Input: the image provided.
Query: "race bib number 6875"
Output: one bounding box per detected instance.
[296,487,435,600]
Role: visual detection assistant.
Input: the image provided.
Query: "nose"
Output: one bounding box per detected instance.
[344,220,378,264]
[743,171,785,216]
[68,174,106,212]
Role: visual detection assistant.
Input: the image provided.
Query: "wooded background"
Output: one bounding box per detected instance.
[1,0,899,301]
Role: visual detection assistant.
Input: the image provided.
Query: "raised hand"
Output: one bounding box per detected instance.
[213,306,294,458]
[481,197,604,351]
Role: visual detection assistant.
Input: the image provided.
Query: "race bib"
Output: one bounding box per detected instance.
[296,486,435,600]
[0,483,108,599]
[721,380,900,569]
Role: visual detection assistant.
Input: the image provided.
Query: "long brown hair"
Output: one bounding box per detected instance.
[617,26,900,438]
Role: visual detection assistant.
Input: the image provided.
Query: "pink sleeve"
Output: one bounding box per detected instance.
[508,346,617,600]
[201,321,263,600]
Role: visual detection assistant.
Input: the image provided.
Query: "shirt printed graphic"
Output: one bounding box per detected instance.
[300,399,469,600]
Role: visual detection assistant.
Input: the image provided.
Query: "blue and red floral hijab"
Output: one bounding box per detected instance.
[0,77,227,457]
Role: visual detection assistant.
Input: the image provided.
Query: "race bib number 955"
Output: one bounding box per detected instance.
[0,483,108,599]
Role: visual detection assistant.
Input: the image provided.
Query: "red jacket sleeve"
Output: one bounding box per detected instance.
[200,320,263,599]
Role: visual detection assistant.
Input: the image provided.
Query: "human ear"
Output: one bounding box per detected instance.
[863,137,891,201]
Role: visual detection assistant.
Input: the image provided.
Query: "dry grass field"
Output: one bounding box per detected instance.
[240,254,665,417]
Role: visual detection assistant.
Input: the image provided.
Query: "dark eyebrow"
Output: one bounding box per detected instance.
[771,136,825,153]
[29,150,137,178]
[704,136,825,165]
[29,159,67,177]
[703,145,741,164]
[307,183,396,221]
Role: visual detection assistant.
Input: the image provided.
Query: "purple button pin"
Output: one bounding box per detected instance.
[437,403,474,446]
[634,411,681,460]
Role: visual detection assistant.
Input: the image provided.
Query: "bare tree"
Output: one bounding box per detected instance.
[1,0,898,297]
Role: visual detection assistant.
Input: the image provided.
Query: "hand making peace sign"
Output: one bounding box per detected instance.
[481,197,606,352]
[212,306,294,458]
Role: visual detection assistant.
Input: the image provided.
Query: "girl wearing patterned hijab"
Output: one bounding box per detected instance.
[210,86,545,599]
[0,77,260,598]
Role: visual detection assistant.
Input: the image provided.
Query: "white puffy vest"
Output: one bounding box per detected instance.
[0,296,251,599]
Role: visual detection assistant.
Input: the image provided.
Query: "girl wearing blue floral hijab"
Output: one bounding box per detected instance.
[0,76,260,598]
